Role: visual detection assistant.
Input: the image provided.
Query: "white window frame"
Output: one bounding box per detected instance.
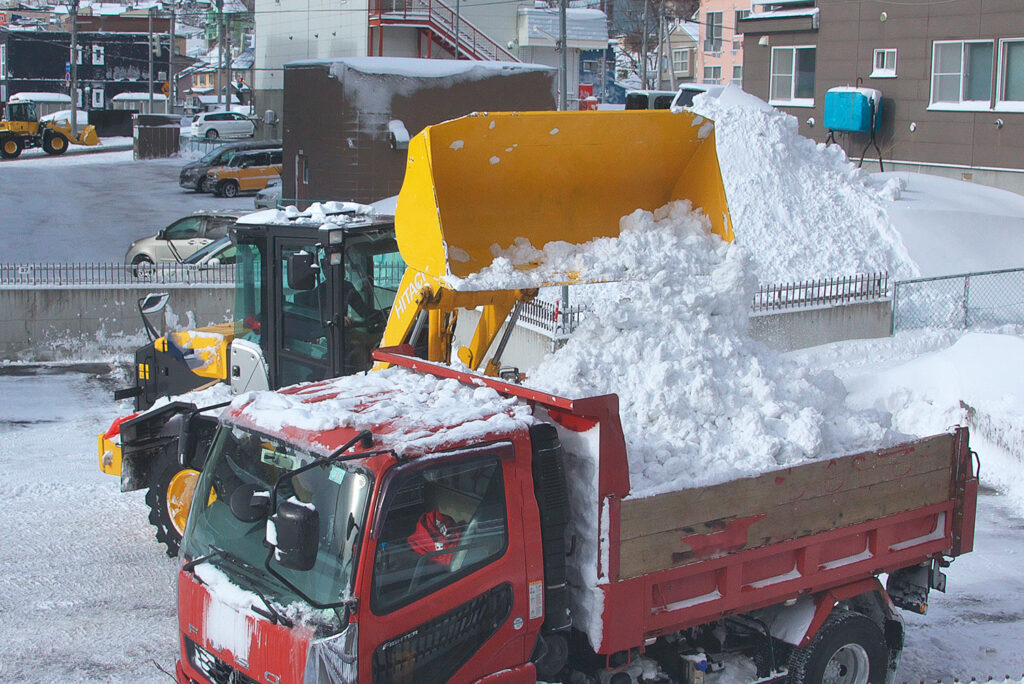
[996,37,1024,112]
[0,44,6,79]
[769,45,816,107]
[92,44,105,66]
[732,64,743,86]
[91,87,104,109]
[703,65,722,84]
[871,48,897,78]
[672,48,689,75]
[705,11,723,53]
[929,39,994,111]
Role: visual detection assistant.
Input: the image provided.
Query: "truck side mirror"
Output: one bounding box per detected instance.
[270,499,319,570]
[286,251,318,291]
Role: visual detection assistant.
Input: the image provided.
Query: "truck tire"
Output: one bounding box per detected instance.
[787,612,888,684]
[145,449,201,557]
[1,136,23,159]
[218,180,240,198]
[43,132,68,155]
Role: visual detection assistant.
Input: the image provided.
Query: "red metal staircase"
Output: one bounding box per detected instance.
[369,0,520,62]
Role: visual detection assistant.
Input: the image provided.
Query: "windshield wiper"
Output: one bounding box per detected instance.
[183,545,293,628]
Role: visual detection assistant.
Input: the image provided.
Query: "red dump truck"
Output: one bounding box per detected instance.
[174,347,977,684]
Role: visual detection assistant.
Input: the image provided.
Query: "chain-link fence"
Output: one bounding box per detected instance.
[892,267,1024,332]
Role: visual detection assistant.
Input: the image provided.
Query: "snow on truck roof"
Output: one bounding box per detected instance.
[226,365,534,458]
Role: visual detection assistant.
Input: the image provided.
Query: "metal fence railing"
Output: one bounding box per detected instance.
[0,262,236,287]
[519,298,589,338]
[752,272,890,313]
[892,267,1024,332]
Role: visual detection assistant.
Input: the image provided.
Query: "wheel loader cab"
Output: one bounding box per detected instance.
[5,101,38,123]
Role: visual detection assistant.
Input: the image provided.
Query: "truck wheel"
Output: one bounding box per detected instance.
[146,450,201,557]
[787,612,888,684]
[219,180,240,198]
[43,132,68,155]
[1,136,23,159]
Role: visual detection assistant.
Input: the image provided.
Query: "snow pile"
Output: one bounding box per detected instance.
[688,86,918,282]
[507,200,904,496]
[231,367,534,456]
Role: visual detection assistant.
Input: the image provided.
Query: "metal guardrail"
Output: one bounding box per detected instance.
[752,272,889,313]
[0,262,236,287]
[371,0,519,62]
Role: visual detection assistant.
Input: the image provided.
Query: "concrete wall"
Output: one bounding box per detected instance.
[749,300,894,352]
[0,286,233,361]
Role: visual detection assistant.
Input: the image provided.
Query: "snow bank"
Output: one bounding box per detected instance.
[688,86,918,282]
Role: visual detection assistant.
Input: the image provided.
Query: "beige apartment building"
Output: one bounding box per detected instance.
[697,0,751,87]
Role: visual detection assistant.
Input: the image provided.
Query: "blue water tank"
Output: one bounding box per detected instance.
[824,88,881,133]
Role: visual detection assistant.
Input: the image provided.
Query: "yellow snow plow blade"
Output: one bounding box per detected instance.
[395,109,733,283]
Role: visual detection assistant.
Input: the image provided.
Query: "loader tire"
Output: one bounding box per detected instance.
[146,449,201,557]
[787,612,887,684]
[43,132,68,155]
[1,136,23,159]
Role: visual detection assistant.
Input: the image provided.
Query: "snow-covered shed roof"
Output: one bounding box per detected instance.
[9,91,71,104]
[517,7,608,49]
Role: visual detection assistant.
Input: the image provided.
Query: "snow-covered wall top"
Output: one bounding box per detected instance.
[284,56,554,79]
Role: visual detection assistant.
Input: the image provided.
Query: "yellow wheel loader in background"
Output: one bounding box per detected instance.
[1,100,100,159]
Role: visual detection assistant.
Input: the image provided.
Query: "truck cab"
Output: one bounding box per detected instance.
[176,357,566,684]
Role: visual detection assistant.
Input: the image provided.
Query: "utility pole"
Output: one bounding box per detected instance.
[225,15,231,107]
[69,0,79,136]
[454,0,461,59]
[558,0,567,110]
[167,6,175,114]
[148,6,155,111]
[640,0,649,89]
[217,0,225,108]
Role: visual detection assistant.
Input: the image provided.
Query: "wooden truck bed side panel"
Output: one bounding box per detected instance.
[617,433,956,579]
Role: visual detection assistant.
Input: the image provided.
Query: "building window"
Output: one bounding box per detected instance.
[704,11,722,52]
[732,64,743,86]
[673,48,689,74]
[92,45,105,66]
[735,9,750,31]
[997,38,1024,109]
[871,48,896,78]
[91,88,104,108]
[0,44,6,79]
[930,40,993,108]
[582,59,599,73]
[703,65,722,84]
[770,45,816,106]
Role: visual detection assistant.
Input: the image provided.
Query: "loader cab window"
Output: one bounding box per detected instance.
[371,455,508,614]
[235,243,264,344]
[6,102,38,122]
[278,243,330,386]
[340,233,402,374]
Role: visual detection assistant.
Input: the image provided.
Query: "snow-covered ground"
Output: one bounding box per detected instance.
[3,98,1024,681]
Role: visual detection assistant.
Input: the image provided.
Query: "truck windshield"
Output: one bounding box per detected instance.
[182,424,373,608]
[234,243,263,344]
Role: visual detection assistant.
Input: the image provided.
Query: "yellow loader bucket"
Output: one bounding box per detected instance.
[73,125,100,147]
[395,110,732,282]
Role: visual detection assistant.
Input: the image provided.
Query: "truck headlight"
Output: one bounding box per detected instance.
[303,622,357,684]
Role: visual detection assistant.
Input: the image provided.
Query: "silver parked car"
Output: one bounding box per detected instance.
[125,211,244,272]
[253,177,282,209]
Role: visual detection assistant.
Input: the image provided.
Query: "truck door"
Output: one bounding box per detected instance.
[271,238,336,387]
[363,445,535,683]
